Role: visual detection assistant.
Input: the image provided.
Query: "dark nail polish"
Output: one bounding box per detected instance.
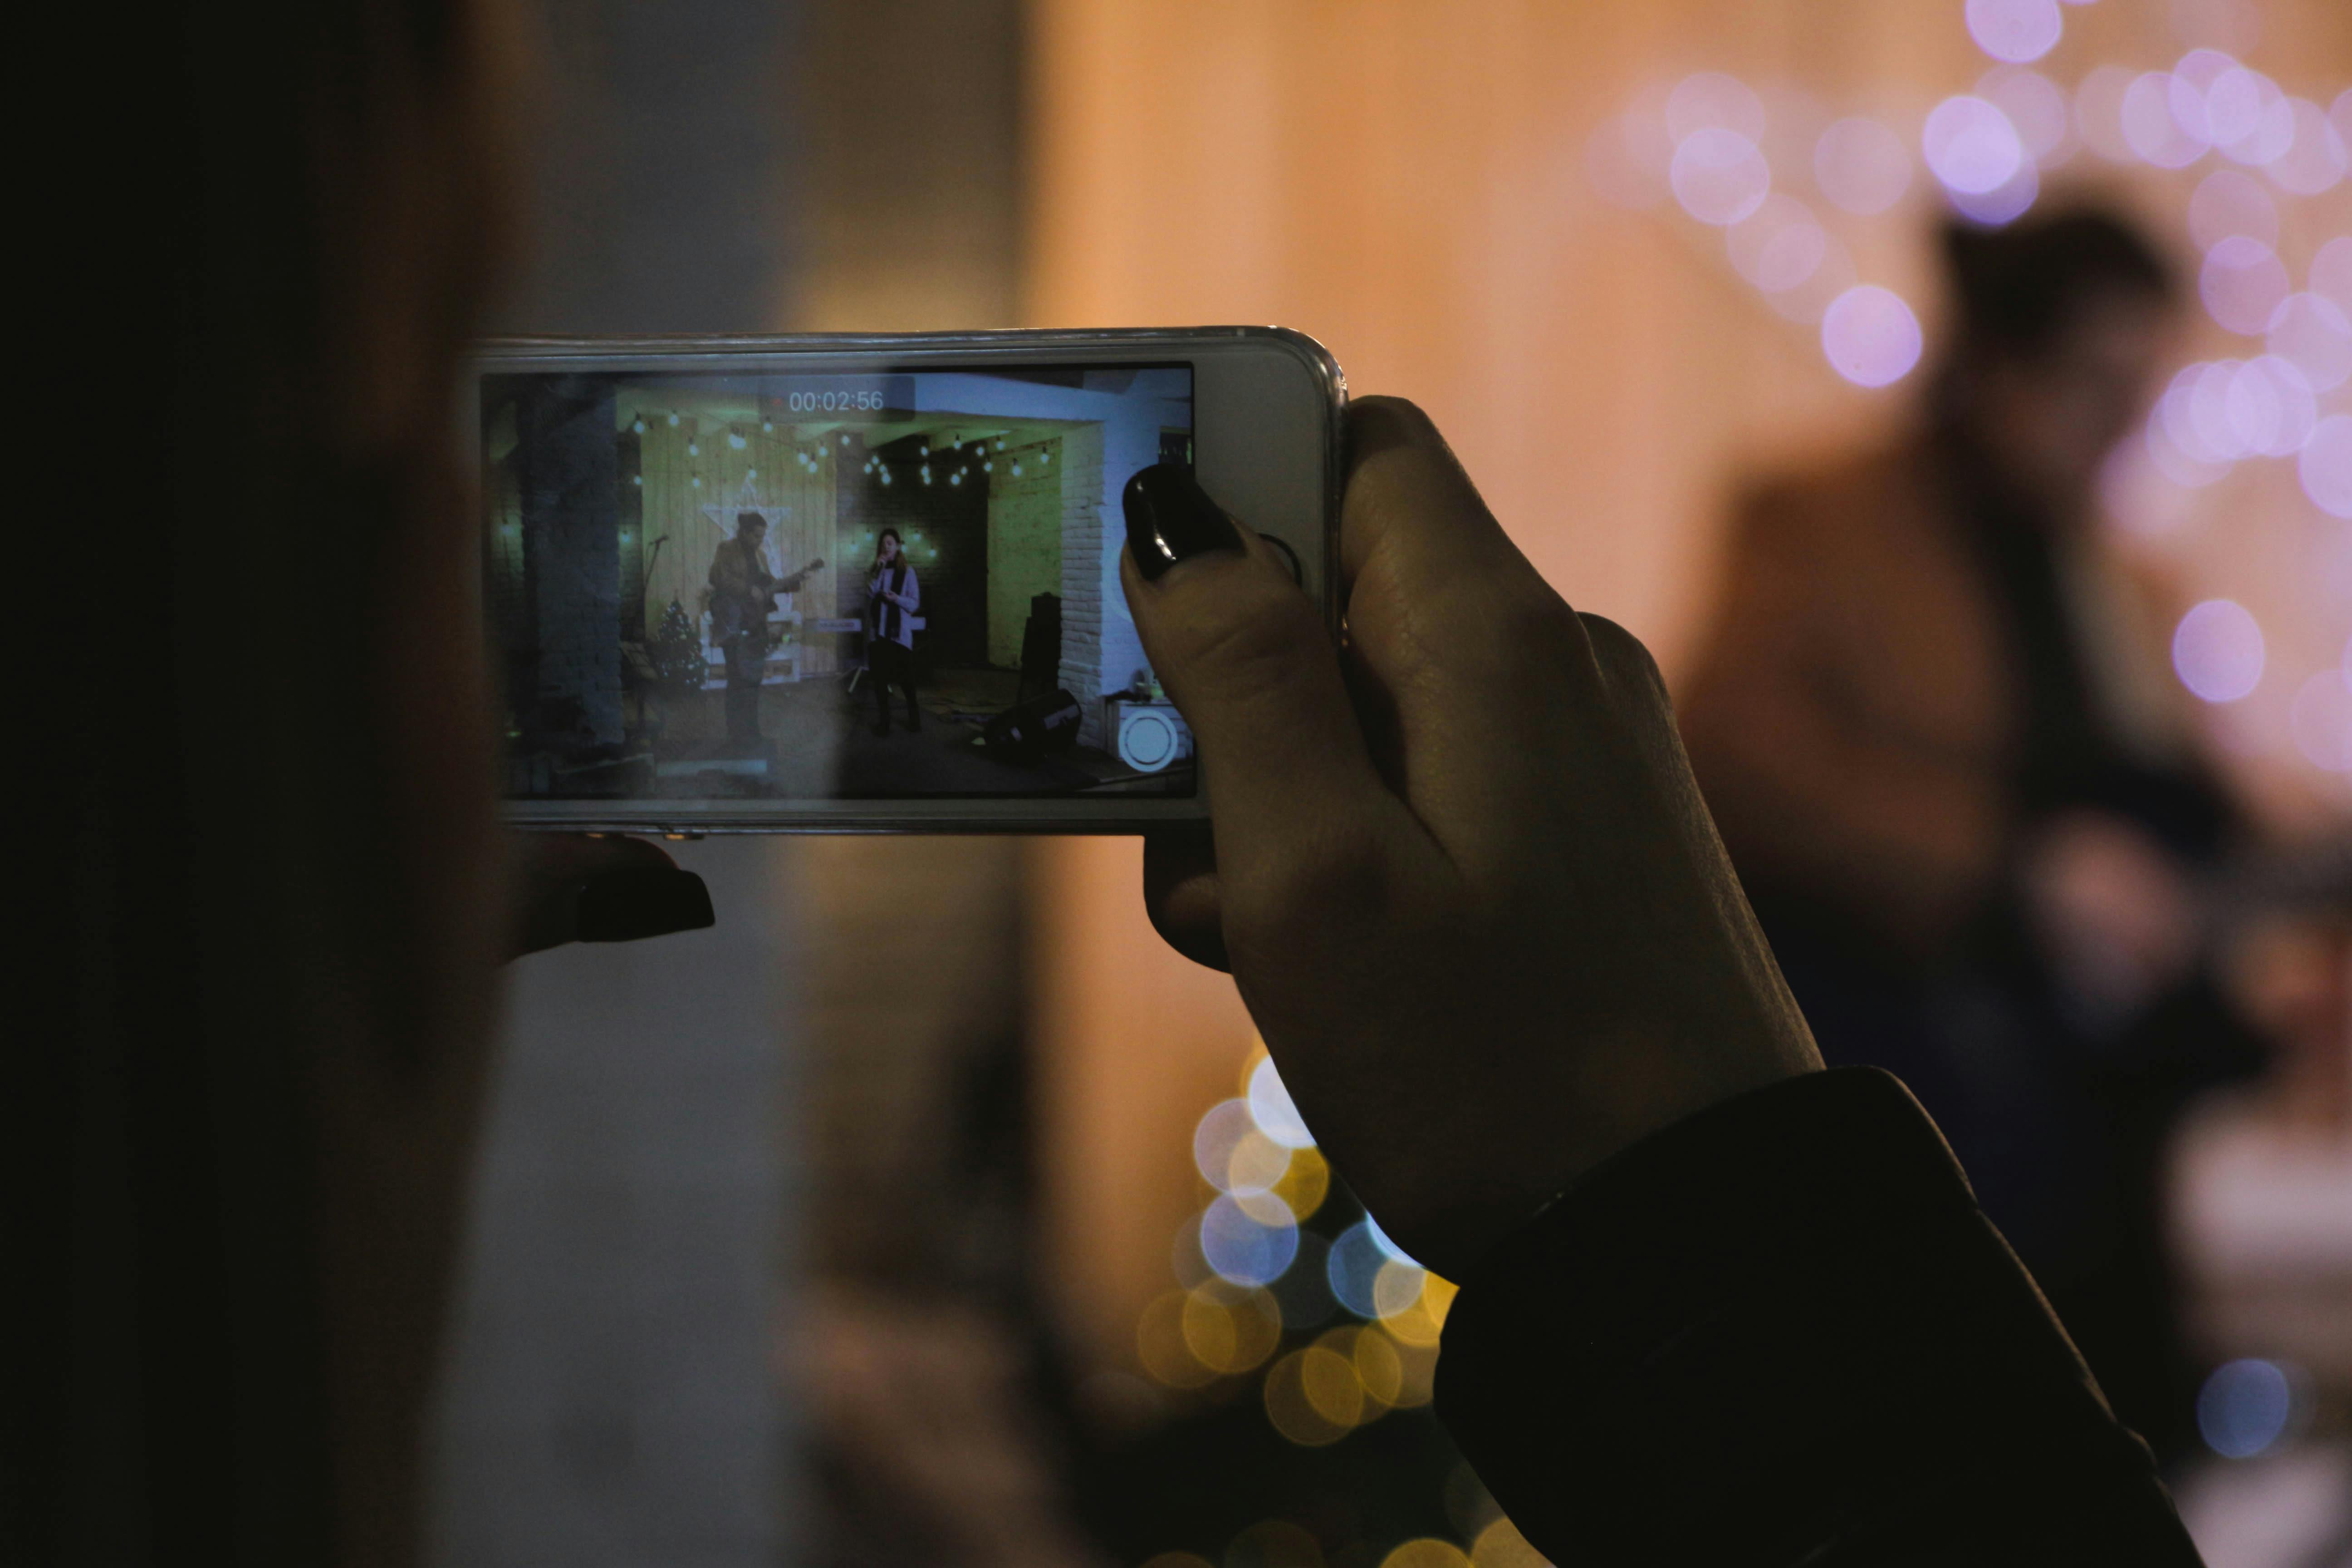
[1124,463,1243,582]
[577,868,715,943]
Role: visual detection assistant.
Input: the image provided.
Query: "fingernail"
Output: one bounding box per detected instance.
[1124,463,1243,582]
[577,868,715,943]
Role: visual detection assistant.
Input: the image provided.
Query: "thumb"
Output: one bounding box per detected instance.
[1119,464,1388,866]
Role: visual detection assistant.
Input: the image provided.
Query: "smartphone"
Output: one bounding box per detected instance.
[470,327,1344,832]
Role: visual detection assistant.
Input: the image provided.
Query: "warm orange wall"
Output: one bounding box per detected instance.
[1022,0,2352,1371]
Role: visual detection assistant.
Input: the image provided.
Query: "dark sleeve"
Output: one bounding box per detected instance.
[1433,1068,2205,1567]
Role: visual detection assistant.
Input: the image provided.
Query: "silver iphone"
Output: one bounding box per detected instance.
[470,327,1344,832]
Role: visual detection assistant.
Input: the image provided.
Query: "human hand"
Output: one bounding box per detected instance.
[1122,401,1820,1279]
[507,833,714,961]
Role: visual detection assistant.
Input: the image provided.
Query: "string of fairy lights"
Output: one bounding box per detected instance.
[626,409,1059,494]
[1585,7,2352,784]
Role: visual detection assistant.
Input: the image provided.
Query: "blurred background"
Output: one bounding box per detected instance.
[446,3,2352,1566]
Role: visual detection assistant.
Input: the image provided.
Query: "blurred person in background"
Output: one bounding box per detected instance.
[1680,206,2264,1460]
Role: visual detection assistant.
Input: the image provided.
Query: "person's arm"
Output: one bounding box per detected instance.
[1438,1069,2200,1566]
[1676,486,2004,946]
[1118,404,2202,1566]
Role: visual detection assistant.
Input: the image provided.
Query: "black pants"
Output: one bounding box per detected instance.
[721,636,765,744]
[870,638,918,730]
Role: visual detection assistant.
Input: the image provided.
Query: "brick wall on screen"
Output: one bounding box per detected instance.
[1054,424,1109,736]
[985,437,1063,669]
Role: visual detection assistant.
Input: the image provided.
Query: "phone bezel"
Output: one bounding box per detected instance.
[466,326,1345,833]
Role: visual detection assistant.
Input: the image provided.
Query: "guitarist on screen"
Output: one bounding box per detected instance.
[708,510,822,746]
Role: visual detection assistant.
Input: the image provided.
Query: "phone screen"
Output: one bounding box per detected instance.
[481,363,1196,802]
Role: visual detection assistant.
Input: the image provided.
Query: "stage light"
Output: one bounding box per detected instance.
[632,475,642,486]
[995,438,1005,450]
[667,412,679,426]
[762,421,773,433]
[950,473,962,485]
[984,460,994,472]
[841,434,850,446]
[688,441,700,456]
[728,432,746,449]
[1011,463,1023,477]
[1040,451,1050,465]
[632,419,645,435]
[691,476,702,488]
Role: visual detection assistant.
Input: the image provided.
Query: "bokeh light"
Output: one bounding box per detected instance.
[1201,1193,1300,1287]
[1727,195,1829,292]
[2290,671,2352,772]
[2201,236,2291,334]
[1586,94,1674,211]
[1270,1144,1330,1223]
[2224,356,2318,458]
[1470,1518,1548,1568]
[1976,66,2073,163]
[2208,68,2295,165]
[1222,1522,1320,1568]
[2187,168,2280,251]
[1965,0,2062,65]
[1379,1540,1472,1568]
[1377,1273,1458,1350]
[1924,95,2024,193]
[1138,1289,1223,1388]
[1666,71,1766,142]
[1671,127,1772,225]
[1194,1098,1259,1190]
[2303,415,2352,518]
[2173,600,2268,703]
[1248,1055,1317,1149]
[2122,72,2209,167]
[2313,236,2352,312]
[2268,99,2347,194]
[2196,1358,2301,1458]
[1814,116,1912,214]
[1764,228,1858,325]
[1265,1343,1360,1441]
[2075,66,2140,163]
[1948,157,2038,225]
[1821,285,1924,387]
[1327,1220,1394,1317]
[1181,1282,1284,1376]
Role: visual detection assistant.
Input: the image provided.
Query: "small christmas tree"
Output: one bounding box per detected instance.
[650,596,706,690]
